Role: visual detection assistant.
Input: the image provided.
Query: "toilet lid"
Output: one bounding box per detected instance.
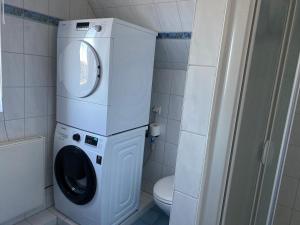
[154,176,174,204]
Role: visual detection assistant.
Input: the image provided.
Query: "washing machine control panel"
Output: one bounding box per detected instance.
[85,135,98,147]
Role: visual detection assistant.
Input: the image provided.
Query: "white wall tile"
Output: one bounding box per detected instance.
[24,20,49,56]
[2,15,24,53]
[70,0,89,19]
[163,143,178,168]
[114,6,137,24]
[6,119,25,140]
[3,88,25,120]
[48,58,57,87]
[47,87,56,116]
[6,0,24,7]
[291,211,300,225]
[156,2,182,32]
[290,114,300,147]
[284,145,300,178]
[142,179,154,194]
[45,187,54,208]
[189,0,227,66]
[148,140,165,164]
[49,0,69,19]
[2,53,24,87]
[143,161,163,183]
[100,7,116,18]
[133,4,161,31]
[170,70,186,96]
[278,177,298,207]
[25,117,47,137]
[164,40,189,63]
[48,26,58,58]
[24,0,48,14]
[162,165,175,177]
[153,69,172,94]
[0,122,8,142]
[130,0,154,5]
[170,191,198,225]
[294,183,300,211]
[113,0,132,6]
[274,205,292,225]
[154,40,169,63]
[181,66,216,135]
[166,119,180,145]
[175,131,206,197]
[25,55,49,86]
[25,87,47,117]
[47,116,56,143]
[87,7,96,18]
[168,95,183,120]
[177,0,195,31]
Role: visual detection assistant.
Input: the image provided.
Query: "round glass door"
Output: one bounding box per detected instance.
[61,41,101,98]
[54,145,97,205]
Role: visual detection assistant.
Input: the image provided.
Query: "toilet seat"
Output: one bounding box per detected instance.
[153,176,174,205]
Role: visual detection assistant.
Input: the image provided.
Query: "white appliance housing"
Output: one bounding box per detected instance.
[53,123,146,225]
[57,18,157,136]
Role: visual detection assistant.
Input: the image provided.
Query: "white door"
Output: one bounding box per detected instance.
[60,40,101,98]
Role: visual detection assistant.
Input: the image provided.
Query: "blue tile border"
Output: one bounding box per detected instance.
[4,4,191,39]
[4,4,60,26]
[157,32,192,40]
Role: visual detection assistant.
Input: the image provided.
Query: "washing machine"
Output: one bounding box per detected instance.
[57,18,157,136]
[53,123,147,225]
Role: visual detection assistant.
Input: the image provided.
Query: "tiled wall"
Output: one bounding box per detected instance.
[142,68,186,193]
[1,0,95,210]
[274,103,300,225]
[170,0,229,224]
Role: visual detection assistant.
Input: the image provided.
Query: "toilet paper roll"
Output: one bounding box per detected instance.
[150,123,161,137]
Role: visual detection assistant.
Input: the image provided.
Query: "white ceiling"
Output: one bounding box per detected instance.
[87,0,196,32]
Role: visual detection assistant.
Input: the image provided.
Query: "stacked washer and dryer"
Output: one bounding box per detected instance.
[53,19,157,225]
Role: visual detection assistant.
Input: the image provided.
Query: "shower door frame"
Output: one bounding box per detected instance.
[194,0,300,224]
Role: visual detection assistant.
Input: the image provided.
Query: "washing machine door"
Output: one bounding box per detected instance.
[54,145,97,205]
[61,40,101,98]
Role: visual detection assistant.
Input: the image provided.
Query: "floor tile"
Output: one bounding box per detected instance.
[132,219,148,225]
[140,209,161,224]
[154,214,169,225]
[14,221,31,225]
[26,210,57,225]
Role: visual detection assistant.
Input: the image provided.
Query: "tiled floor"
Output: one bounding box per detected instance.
[132,206,169,225]
[12,192,166,225]
[13,206,169,225]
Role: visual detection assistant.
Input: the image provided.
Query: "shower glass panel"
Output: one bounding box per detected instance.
[222,0,294,224]
[253,1,300,224]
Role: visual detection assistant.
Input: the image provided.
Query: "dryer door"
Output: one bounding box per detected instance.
[54,145,97,205]
[61,40,101,98]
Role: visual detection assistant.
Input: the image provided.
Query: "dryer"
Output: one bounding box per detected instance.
[57,19,157,136]
[53,123,147,225]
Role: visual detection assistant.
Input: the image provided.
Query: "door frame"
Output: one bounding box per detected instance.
[195,0,260,224]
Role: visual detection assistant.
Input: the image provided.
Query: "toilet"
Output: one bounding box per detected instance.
[153,176,175,216]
